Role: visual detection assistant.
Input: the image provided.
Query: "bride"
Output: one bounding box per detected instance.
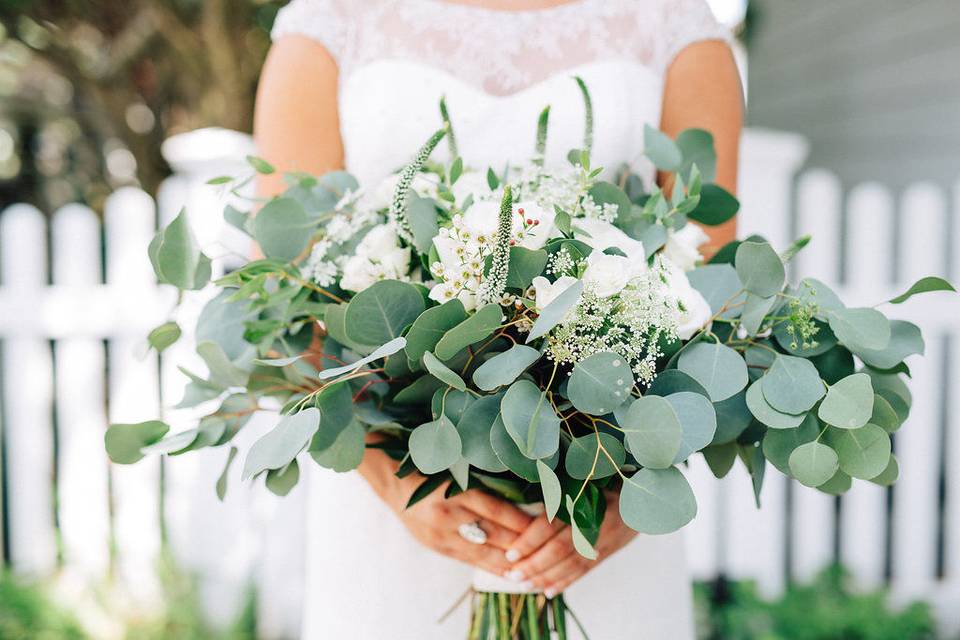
[255,1,742,637]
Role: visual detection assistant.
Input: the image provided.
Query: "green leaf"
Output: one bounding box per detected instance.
[310,419,365,473]
[703,442,739,478]
[215,446,238,501]
[472,345,541,391]
[620,396,683,469]
[870,393,902,433]
[677,342,749,402]
[309,382,355,452]
[828,424,891,479]
[809,345,854,384]
[500,380,561,459]
[818,469,852,495]
[409,415,462,474]
[147,209,211,290]
[207,175,233,185]
[344,280,426,346]
[870,454,900,486]
[197,341,247,387]
[316,337,406,381]
[762,414,820,474]
[405,299,468,362]
[789,441,839,488]
[647,369,709,398]
[489,416,539,481]
[688,184,739,226]
[407,195,440,254]
[827,308,891,352]
[566,496,599,559]
[434,303,503,360]
[504,247,549,289]
[665,391,717,463]
[676,128,716,182]
[526,279,584,343]
[486,167,500,190]
[643,125,682,171]
[745,380,805,429]
[761,355,826,414]
[265,459,300,496]
[565,432,625,480]
[888,276,956,304]
[148,321,181,354]
[140,429,199,456]
[687,264,744,319]
[197,290,258,360]
[567,351,633,416]
[393,375,443,405]
[620,467,697,534]
[105,420,170,464]
[772,318,837,357]
[422,351,466,391]
[249,198,312,261]
[740,294,777,336]
[242,408,320,480]
[854,320,923,370]
[246,155,275,174]
[537,460,562,522]
[818,373,874,429]
[735,241,785,297]
[456,394,508,472]
[587,182,632,221]
[712,390,754,445]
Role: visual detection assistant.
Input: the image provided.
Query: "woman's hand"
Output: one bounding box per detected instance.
[504,491,637,597]
[357,445,534,575]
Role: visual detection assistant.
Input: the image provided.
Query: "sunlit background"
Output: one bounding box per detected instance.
[1,1,959,639]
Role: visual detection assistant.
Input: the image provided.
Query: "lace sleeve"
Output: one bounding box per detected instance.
[657,0,732,74]
[271,0,349,62]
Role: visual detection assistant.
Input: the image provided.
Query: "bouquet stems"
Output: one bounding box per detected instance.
[468,591,572,640]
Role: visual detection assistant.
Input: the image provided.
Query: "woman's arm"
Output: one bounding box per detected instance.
[503,39,745,595]
[660,39,744,257]
[254,36,532,575]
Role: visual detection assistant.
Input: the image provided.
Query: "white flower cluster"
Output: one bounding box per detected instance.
[429,199,555,310]
[339,224,416,293]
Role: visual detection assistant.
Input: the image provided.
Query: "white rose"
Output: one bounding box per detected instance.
[379,246,412,278]
[339,255,379,292]
[358,224,401,257]
[531,275,579,311]
[662,224,709,272]
[573,218,645,261]
[513,201,557,250]
[582,251,635,298]
[662,259,712,339]
[461,201,500,238]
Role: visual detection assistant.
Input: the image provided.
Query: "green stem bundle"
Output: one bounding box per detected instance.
[468,591,572,640]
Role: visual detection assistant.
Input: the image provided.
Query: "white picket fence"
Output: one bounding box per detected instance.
[0,128,958,637]
[686,130,960,634]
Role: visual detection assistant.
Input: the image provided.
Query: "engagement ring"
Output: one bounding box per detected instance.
[458,521,487,545]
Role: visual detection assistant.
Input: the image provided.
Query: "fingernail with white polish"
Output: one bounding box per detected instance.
[505,549,521,562]
[544,588,556,599]
[506,569,525,582]
[520,580,535,591]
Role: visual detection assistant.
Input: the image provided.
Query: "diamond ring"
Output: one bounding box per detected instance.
[458,521,487,545]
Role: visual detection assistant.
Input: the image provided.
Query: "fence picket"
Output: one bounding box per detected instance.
[791,169,843,582]
[104,188,163,604]
[0,205,57,575]
[51,204,111,582]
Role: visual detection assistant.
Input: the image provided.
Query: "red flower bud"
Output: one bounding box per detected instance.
[526,218,534,225]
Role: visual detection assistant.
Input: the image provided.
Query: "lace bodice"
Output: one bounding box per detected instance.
[271,0,730,193]
[273,0,728,96]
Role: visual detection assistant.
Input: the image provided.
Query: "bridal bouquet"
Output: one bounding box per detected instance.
[107,82,953,638]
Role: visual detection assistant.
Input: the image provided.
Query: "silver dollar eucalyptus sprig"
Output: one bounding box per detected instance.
[477,184,513,305]
[390,125,448,242]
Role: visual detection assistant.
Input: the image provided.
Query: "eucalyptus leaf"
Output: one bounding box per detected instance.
[309,382,355,452]
[647,369,709,398]
[505,247,549,289]
[888,276,955,304]
[665,391,717,463]
[242,408,320,480]
[712,390,753,444]
[676,128,716,182]
[310,419,365,473]
[565,432,625,480]
[703,442,739,478]
[762,414,820,474]
[818,373,874,429]
[148,321,181,354]
[620,467,697,535]
[828,424,891,479]
[472,345,540,391]
[740,294,777,336]
[566,496,599,559]
[735,241,785,297]
[316,337,407,381]
[789,441,839,488]
[567,351,633,416]
[677,342,748,402]
[406,195,440,254]
[620,396,682,469]
[249,198,312,261]
[643,124,682,171]
[435,303,502,360]
[870,393,902,433]
[745,380,805,429]
[761,355,825,414]
[197,341,248,387]
[854,320,923,370]
[405,299,467,362]
[422,351,466,391]
[526,280,584,343]
[265,460,300,496]
[105,420,170,464]
[688,184,739,226]
[148,209,211,290]
[456,395,508,472]
[500,380,560,460]
[489,416,539,482]
[409,415,462,474]
[537,460,562,521]
[344,280,425,346]
[827,308,891,352]
[215,446,238,501]
[818,469,852,495]
[687,264,744,319]
[870,454,900,486]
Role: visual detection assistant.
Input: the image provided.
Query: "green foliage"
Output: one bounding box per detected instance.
[695,568,937,640]
[0,572,87,640]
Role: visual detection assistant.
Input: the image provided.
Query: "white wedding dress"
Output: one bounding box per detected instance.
[272,1,730,637]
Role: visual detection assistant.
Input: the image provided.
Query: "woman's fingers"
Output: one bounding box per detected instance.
[527,552,593,597]
[455,490,533,533]
[449,506,520,552]
[506,532,579,583]
[448,535,515,576]
[503,515,566,563]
